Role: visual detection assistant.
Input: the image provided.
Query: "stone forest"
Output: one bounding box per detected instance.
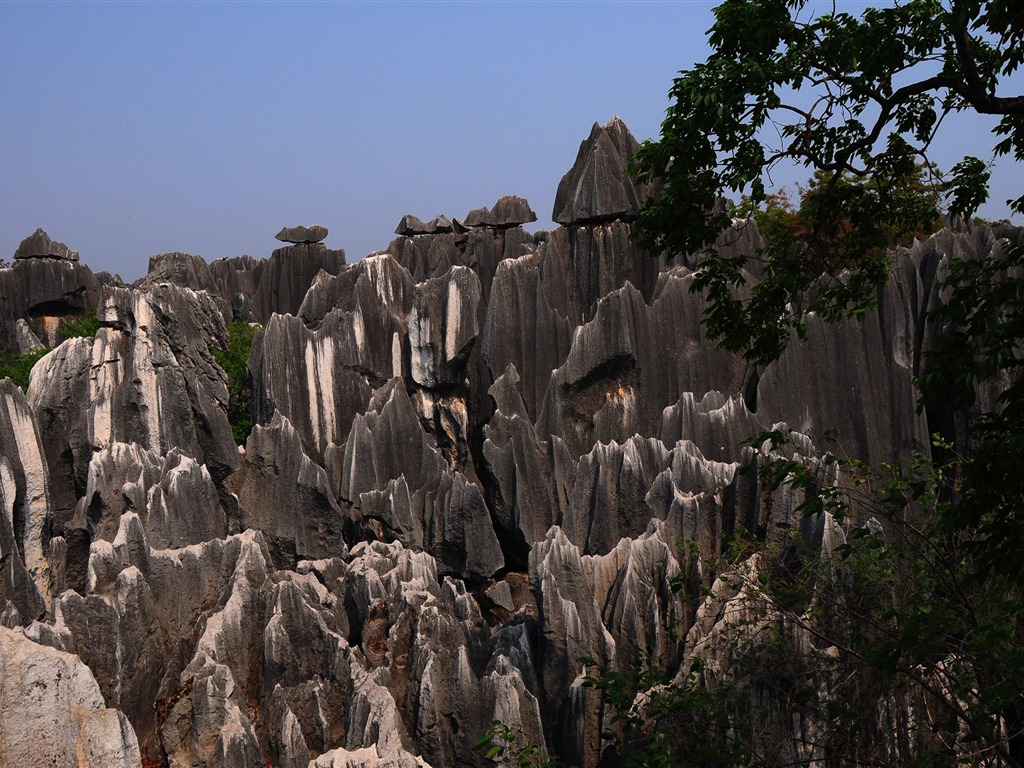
[0,117,1018,767]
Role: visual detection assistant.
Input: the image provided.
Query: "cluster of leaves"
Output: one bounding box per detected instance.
[473,721,565,768]
[745,429,1024,766]
[631,0,1024,365]
[918,236,1024,579]
[56,309,103,341]
[212,321,256,445]
[0,347,51,391]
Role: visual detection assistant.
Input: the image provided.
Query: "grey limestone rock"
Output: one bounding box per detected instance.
[561,436,672,556]
[540,220,663,325]
[0,380,52,610]
[27,282,238,542]
[140,251,223,300]
[0,457,45,623]
[252,255,416,460]
[552,117,655,226]
[341,379,504,578]
[13,227,80,261]
[0,626,142,767]
[756,270,929,467]
[481,251,574,421]
[482,365,574,560]
[0,255,101,351]
[660,390,764,463]
[529,526,615,766]
[253,242,346,321]
[408,266,481,389]
[426,215,454,234]
[490,195,538,228]
[231,411,348,564]
[73,441,226,549]
[395,214,429,237]
[298,252,415,328]
[276,224,329,244]
[538,273,747,457]
[465,196,537,229]
[582,519,685,670]
[14,319,45,353]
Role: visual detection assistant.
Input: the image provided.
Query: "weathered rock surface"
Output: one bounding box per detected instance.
[231,411,348,564]
[13,227,80,261]
[0,380,52,611]
[552,117,655,226]
[465,196,538,229]
[0,625,142,767]
[341,379,503,578]
[0,256,102,350]
[276,224,329,244]
[27,282,238,535]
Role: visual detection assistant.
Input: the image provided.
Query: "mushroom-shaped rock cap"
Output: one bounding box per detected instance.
[463,196,538,229]
[552,116,655,225]
[13,228,79,261]
[490,195,537,227]
[275,225,328,244]
[395,214,456,236]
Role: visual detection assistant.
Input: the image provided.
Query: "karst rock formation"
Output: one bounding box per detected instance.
[0,116,1016,768]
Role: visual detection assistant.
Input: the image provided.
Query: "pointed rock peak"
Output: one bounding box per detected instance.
[552,117,655,226]
[275,225,328,244]
[13,228,79,262]
[395,214,426,236]
[426,214,454,233]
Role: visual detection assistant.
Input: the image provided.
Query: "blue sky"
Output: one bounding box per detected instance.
[1,1,1019,280]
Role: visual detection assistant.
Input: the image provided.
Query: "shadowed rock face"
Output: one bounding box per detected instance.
[0,118,1011,768]
[13,227,79,261]
[0,257,102,351]
[552,117,656,226]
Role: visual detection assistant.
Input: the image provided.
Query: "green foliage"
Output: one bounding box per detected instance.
[212,321,256,445]
[582,656,747,768]
[57,309,102,340]
[917,237,1024,580]
[0,347,50,391]
[745,431,1024,766]
[473,721,567,768]
[631,0,1024,366]
[0,310,103,391]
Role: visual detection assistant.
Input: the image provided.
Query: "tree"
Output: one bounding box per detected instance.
[618,1,1024,765]
[631,0,1024,365]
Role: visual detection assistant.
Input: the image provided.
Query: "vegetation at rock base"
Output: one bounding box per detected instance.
[475,721,566,768]
[0,311,103,391]
[0,347,51,391]
[56,308,102,341]
[212,320,256,445]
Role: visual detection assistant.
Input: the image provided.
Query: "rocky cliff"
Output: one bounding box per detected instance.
[0,117,1008,768]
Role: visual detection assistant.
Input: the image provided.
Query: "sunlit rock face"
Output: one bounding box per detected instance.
[0,117,1008,768]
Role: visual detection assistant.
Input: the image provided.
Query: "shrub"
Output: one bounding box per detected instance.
[213,321,256,445]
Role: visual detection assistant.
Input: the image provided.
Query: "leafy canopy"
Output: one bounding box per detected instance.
[632,0,1024,365]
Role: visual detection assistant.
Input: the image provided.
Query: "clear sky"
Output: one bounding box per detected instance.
[1,1,1019,281]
